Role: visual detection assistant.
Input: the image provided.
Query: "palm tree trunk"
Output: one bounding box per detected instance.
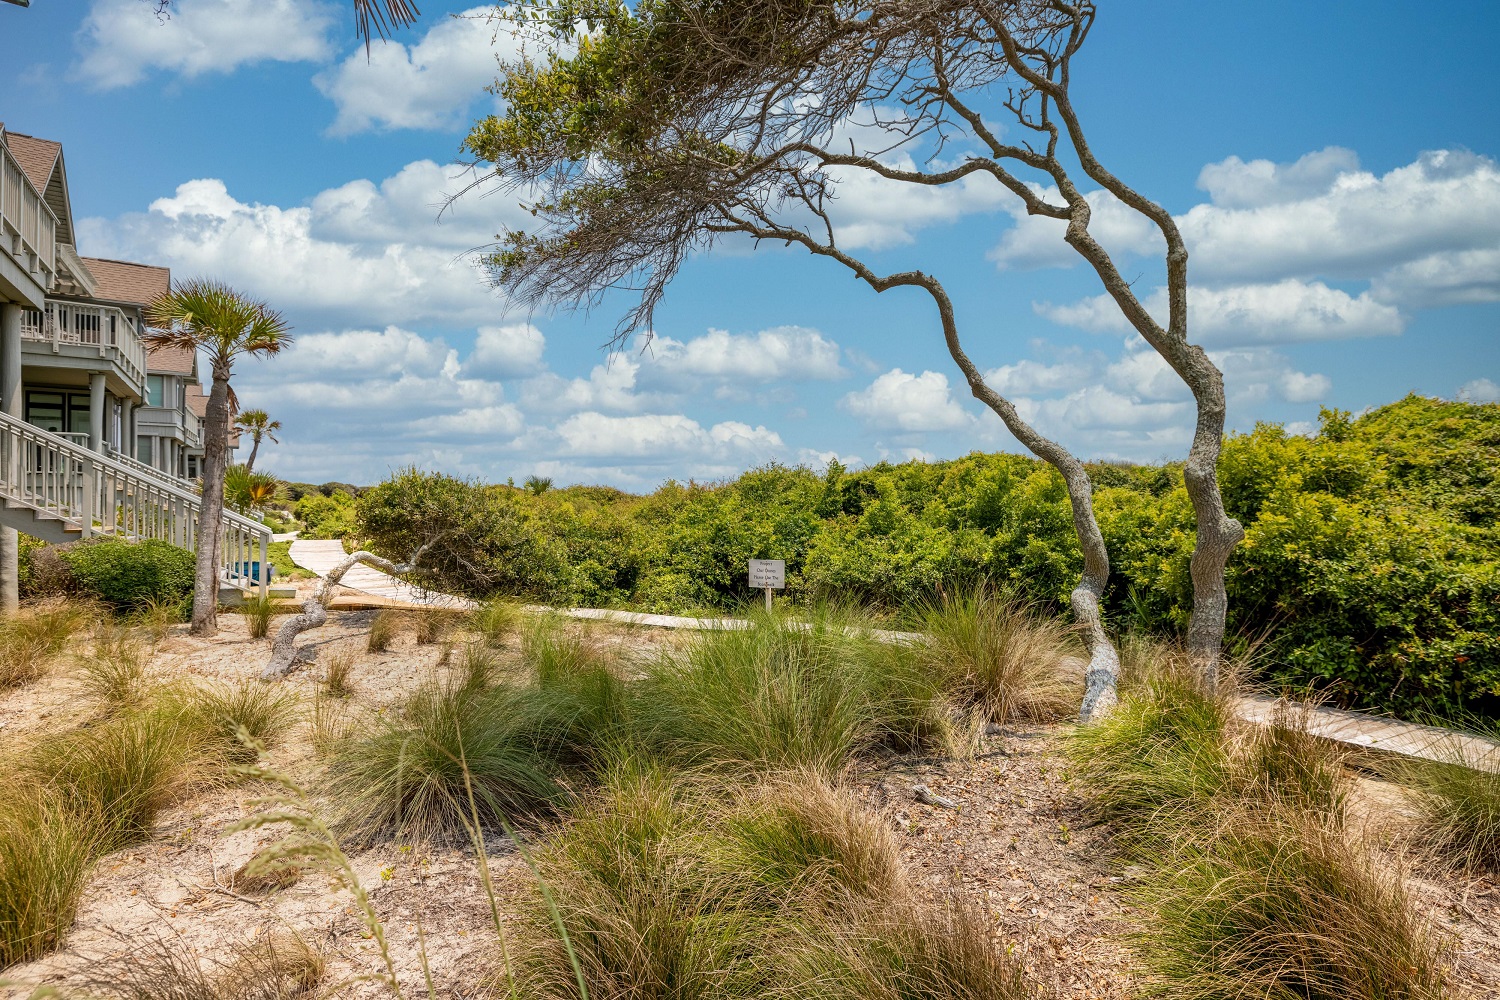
[191,370,232,636]
[245,435,261,473]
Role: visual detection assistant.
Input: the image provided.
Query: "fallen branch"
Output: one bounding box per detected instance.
[912,784,959,810]
[260,544,430,680]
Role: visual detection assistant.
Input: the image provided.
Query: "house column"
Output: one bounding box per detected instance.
[0,303,23,614]
[88,373,105,453]
[123,399,135,457]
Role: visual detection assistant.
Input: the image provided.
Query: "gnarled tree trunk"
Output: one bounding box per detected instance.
[192,367,232,637]
[260,548,426,680]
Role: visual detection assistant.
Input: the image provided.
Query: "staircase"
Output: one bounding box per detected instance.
[0,410,270,598]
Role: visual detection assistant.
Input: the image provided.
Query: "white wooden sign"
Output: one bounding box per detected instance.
[749,559,785,609]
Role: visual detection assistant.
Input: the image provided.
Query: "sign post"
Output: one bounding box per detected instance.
[748,558,785,611]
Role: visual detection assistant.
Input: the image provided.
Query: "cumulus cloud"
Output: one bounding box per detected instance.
[79,170,507,327]
[1459,378,1500,403]
[521,358,649,414]
[309,159,528,250]
[74,0,334,90]
[647,326,845,381]
[463,324,546,379]
[988,186,1162,269]
[315,7,518,134]
[1038,279,1404,346]
[1195,147,1363,209]
[841,369,973,432]
[551,413,783,462]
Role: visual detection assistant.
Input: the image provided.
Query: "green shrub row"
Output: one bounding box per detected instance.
[354,396,1499,719]
[21,538,196,614]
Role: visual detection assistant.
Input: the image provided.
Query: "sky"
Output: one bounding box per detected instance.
[2,0,1498,489]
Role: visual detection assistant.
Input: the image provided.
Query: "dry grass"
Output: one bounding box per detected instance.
[230,857,303,895]
[320,644,357,698]
[366,609,401,653]
[0,599,92,690]
[0,784,97,966]
[77,626,153,711]
[1392,722,1500,874]
[1131,807,1451,999]
[913,585,1080,723]
[412,607,463,645]
[163,680,301,769]
[75,929,325,1000]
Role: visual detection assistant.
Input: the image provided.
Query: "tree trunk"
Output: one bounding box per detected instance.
[245,435,260,473]
[261,549,427,680]
[192,368,233,636]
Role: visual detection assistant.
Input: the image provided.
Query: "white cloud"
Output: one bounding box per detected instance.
[1195,147,1362,209]
[406,404,526,438]
[841,369,973,432]
[988,186,1162,269]
[1459,378,1500,403]
[1038,279,1404,346]
[315,7,516,135]
[74,0,333,90]
[1370,247,1500,307]
[647,326,845,381]
[309,159,528,250]
[522,358,646,413]
[984,356,1096,396]
[552,413,783,462]
[80,171,505,327]
[284,326,454,381]
[464,324,546,379]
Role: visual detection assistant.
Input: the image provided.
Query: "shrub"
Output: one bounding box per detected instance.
[1130,809,1450,1000]
[1392,720,1500,873]
[294,489,358,539]
[60,539,195,612]
[324,676,565,844]
[0,785,96,966]
[911,585,1079,723]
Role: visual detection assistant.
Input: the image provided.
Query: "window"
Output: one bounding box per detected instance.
[137,436,153,464]
[25,392,65,434]
[146,375,163,407]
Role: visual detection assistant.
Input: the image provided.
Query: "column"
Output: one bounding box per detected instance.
[0,303,22,614]
[88,373,105,453]
[123,399,135,458]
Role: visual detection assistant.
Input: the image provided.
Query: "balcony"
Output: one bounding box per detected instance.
[19,300,148,396]
[0,133,56,308]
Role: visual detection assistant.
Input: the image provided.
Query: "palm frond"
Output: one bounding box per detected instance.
[353,0,420,47]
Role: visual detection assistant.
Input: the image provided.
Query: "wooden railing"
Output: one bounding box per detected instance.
[103,442,199,490]
[0,133,57,293]
[0,410,269,597]
[19,300,148,391]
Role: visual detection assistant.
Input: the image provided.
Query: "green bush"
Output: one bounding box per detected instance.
[59,539,195,612]
[294,489,358,539]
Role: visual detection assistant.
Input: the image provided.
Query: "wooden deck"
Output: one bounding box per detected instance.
[287,539,1498,771]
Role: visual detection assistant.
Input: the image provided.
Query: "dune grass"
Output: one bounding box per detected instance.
[413,607,463,646]
[237,594,286,640]
[506,763,1033,1000]
[912,585,1079,723]
[0,785,97,966]
[634,607,957,774]
[1130,808,1450,1000]
[366,609,401,653]
[320,644,357,698]
[1392,720,1500,874]
[0,599,92,690]
[77,626,154,712]
[163,680,300,767]
[471,598,522,648]
[75,929,325,1000]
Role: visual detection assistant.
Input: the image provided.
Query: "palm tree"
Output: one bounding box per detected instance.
[235,409,281,472]
[146,280,291,636]
[224,464,285,516]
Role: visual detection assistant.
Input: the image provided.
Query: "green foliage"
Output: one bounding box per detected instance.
[60,539,196,612]
[348,396,1498,718]
[294,489,358,539]
[223,464,285,515]
[0,786,96,966]
[1391,719,1500,874]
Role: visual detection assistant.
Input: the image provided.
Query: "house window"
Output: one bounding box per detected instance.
[187,455,199,479]
[137,436,153,464]
[25,392,65,434]
[146,375,164,407]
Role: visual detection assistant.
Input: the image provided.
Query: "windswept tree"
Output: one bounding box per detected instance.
[235,408,282,472]
[147,281,291,636]
[466,0,1246,712]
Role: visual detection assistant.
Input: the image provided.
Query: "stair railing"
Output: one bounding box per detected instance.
[0,410,269,597]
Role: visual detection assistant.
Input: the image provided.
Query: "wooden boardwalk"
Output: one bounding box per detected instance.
[287,539,1497,770]
[288,539,477,610]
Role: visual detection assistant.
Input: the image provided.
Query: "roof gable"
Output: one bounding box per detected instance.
[4,131,73,245]
[80,257,170,307]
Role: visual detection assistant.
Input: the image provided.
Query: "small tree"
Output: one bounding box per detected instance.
[147,280,291,636]
[235,408,282,473]
[225,464,285,516]
[465,0,1247,709]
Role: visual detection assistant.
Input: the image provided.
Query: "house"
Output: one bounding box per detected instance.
[0,124,265,610]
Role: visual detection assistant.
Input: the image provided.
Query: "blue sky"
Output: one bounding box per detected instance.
[4,0,1498,488]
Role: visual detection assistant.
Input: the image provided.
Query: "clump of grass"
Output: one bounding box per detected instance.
[470,598,521,648]
[230,857,303,896]
[457,642,498,691]
[76,929,325,1000]
[309,691,355,759]
[238,594,284,640]
[1393,721,1500,874]
[508,764,1035,999]
[77,627,153,712]
[366,609,401,653]
[164,681,300,768]
[913,585,1079,723]
[325,676,565,844]
[0,599,91,689]
[1130,808,1450,1000]
[23,709,199,853]
[523,615,613,680]
[0,784,97,966]
[321,645,356,698]
[131,595,184,643]
[634,607,954,774]
[413,607,462,645]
